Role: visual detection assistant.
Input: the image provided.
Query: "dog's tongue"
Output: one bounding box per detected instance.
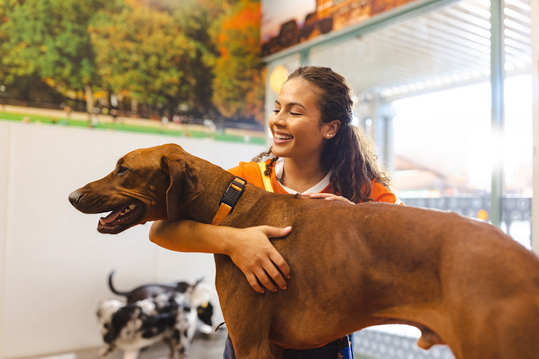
[100,206,126,224]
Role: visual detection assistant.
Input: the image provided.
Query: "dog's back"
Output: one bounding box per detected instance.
[108,271,179,303]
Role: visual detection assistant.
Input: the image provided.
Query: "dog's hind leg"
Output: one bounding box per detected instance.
[478,298,539,359]
[448,296,539,359]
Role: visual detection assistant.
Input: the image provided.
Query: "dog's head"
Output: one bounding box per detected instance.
[68,143,204,234]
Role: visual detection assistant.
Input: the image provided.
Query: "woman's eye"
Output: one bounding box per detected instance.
[290,112,302,116]
[273,109,280,114]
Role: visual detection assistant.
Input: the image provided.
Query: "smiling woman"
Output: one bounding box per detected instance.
[147,66,401,359]
[252,66,394,204]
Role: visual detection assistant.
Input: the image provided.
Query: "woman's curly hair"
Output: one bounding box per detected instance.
[254,66,390,203]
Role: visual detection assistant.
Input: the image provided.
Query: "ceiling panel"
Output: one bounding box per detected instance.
[309,0,531,101]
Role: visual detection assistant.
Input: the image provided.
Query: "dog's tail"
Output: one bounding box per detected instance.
[193,277,205,287]
[108,270,130,297]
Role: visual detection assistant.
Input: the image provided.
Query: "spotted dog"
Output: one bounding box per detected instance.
[107,272,215,336]
[96,293,193,359]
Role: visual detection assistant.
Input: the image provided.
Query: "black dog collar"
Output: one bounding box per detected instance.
[211,177,246,225]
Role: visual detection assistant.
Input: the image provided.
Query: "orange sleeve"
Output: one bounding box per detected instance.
[370,179,402,204]
[228,160,292,194]
[228,161,266,189]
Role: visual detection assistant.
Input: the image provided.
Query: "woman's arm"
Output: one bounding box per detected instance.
[149,220,292,294]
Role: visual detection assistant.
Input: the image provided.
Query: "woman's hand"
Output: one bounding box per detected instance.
[149,220,292,294]
[308,193,355,205]
[225,225,292,294]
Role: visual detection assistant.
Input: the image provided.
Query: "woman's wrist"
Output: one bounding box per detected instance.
[216,226,242,256]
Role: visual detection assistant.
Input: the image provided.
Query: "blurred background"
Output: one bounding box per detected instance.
[0,1,537,359]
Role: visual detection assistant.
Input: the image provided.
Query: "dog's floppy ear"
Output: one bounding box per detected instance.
[162,156,204,221]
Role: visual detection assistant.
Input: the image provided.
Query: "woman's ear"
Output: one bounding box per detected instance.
[323,120,341,138]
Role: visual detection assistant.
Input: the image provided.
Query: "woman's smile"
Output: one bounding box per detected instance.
[273,131,294,144]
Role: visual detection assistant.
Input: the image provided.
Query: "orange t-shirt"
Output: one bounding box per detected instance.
[228,159,399,204]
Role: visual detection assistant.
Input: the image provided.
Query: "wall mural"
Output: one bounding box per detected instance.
[261,0,418,56]
[0,0,266,141]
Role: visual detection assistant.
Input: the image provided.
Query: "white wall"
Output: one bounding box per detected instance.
[0,121,265,359]
[532,0,539,255]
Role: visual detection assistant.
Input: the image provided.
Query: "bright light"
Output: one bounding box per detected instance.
[392,74,532,195]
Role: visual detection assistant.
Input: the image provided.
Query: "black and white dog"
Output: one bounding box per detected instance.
[96,293,194,359]
[108,271,215,334]
[96,273,215,359]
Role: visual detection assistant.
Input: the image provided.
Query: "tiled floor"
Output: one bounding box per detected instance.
[66,329,227,359]
[29,328,451,359]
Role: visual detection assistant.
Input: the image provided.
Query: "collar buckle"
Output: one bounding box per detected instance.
[211,177,246,225]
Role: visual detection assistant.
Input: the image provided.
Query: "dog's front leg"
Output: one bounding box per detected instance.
[270,343,285,358]
[97,345,114,359]
[215,255,280,359]
[163,337,175,359]
[122,349,140,359]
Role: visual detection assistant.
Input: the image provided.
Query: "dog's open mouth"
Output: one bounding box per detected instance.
[98,200,145,234]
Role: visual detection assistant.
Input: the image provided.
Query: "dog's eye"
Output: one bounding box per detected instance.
[116,166,129,176]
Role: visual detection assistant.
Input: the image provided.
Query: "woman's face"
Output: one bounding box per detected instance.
[269,77,331,161]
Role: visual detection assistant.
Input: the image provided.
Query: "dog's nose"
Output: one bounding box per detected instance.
[68,190,83,206]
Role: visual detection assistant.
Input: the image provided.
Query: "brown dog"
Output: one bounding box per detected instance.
[69,143,539,359]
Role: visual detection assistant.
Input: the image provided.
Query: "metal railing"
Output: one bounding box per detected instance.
[354,329,454,359]
[403,196,532,249]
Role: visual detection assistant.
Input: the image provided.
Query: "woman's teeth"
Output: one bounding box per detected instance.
[275,133,293,140]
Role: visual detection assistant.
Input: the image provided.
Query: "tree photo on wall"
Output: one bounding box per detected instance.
[211,0,265,123]
[0,0,264,126]
[0,0,105,112]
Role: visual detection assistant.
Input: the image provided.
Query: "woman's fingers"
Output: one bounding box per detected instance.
[261,225,292,284]
[245,273,266,294]
[255,266,280,293]
[269,251,291,281]
[262,225,292,239]
[263,258,288,290]
[235,225,292,293]
[308,193,354,205]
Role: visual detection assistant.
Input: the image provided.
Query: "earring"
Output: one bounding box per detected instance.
[326,134,332,138]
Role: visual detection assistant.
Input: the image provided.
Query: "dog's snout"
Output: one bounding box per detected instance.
[68,190,83,206]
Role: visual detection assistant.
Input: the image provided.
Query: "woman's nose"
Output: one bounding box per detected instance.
[272,111,286,127]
